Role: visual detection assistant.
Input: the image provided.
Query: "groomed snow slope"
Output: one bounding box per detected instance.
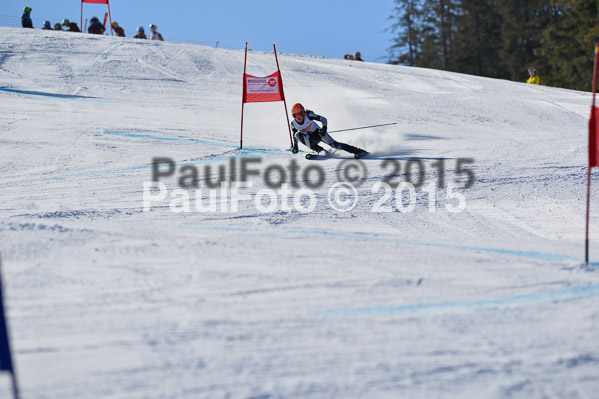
[1,27,599,398]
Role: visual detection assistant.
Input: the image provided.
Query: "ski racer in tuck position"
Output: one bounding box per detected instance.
[290,103,368,159]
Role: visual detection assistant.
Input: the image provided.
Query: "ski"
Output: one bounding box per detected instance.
[354,151,370,159]
[305,151,331,159]
[305,151,369,160]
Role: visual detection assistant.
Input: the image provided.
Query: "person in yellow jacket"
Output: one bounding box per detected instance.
[527,66,540,85]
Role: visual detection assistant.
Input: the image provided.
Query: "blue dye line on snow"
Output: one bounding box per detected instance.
[60,132,284,176]
[64,148,284,177]
[66,164,155,177]
[178,225,578,262]
[0,86,108,103]
[103,131,270,151]
[179,225,594,313]
[322,284,599,316]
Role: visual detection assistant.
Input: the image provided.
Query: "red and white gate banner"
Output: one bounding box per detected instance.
[243,71,285,103]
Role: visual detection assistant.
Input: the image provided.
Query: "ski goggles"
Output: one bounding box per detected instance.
[292,108,305,117]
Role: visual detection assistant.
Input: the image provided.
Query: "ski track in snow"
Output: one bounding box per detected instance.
[1,27,599,398]
[178,225,577,262]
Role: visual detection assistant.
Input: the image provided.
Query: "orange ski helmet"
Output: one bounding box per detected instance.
[291,103,305,117]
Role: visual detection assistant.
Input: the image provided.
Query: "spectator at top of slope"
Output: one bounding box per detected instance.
[111,22,125,37]
[21,6,33,29]
[62,19,81,32]
[526,67,540,85]
[54,23,63,31]
[42,21,53,31]
[88,16,105,35]
[149,24,164,41]
[354,51,364,62]
[133,26,147,39]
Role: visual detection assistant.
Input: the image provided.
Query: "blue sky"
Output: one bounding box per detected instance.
[3,0,397,63]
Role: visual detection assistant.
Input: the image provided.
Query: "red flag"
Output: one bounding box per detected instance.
[591,106,599,167]
[82,0,109,4]
[586,44,599,263]
[242,71,286,103]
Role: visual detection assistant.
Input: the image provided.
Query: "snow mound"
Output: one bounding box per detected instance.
[1,27,599,398]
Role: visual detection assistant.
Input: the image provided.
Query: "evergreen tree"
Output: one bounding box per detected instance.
[389,0,424,66]
[388,0,599,91]
[494,1,541,82]
[536,0,599,90]
[453,0,504,78]
[420,0,459,70]
[389,0,459,70]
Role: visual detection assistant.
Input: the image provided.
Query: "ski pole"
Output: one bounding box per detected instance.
[327,122,398,134]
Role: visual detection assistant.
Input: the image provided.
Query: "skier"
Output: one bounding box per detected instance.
[354,51,364,62]
[21,7,33,29]
[54,23,63,31]
[42,21,53,30]
[290,103,368,159]
[111,22,125,37]
[62,19,81,32]
[133,26,147,39]
[88,16,105,35]
[526,67,540,85]
[149,24,164,41]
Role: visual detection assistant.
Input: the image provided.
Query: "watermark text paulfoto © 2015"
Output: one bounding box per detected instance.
[143,157,476,214]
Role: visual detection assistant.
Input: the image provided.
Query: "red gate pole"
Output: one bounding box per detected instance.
[587,166,592,264]
[240,42,248,149]
[586,44,599,264]
[107,0,113,36]
[273,44,294,148]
